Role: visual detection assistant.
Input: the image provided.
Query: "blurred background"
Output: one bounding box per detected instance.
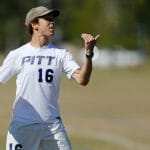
[0,0,150,150]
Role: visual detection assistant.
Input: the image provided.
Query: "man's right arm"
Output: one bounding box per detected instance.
[0,51,17,84]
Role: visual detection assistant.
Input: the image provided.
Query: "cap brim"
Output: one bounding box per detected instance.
[40,10,60,18]
[49,10,60,17]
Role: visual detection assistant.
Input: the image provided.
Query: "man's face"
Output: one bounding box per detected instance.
[34,16,55,37]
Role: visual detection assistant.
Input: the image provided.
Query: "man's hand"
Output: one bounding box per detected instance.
[81,33,100,53]
[73,33,99,85]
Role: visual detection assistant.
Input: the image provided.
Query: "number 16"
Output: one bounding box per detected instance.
[38,68,54,83]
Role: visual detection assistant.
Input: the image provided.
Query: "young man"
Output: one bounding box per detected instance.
[0,6,99,150]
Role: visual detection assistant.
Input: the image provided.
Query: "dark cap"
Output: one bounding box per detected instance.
[25,6,60,26]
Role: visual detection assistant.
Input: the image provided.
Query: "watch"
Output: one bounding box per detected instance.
[85,52,94,58]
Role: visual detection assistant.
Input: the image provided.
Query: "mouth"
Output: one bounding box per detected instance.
[50,28,54,32]
[49,28,55,35]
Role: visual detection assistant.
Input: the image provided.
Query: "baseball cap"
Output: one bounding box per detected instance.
[25,6,60,26]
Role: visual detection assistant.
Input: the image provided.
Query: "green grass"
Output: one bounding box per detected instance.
[1,54,150,150]
[0,137,5,150]
[70,136,127,150]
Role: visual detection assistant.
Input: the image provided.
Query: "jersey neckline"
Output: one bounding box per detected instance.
[28,42,49,50]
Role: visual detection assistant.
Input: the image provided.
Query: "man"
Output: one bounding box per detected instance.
[0,6,99,150]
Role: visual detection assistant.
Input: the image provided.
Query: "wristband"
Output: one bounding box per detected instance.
[85,52,94,58]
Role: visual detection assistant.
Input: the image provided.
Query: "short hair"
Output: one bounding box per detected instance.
[26,18,39,35]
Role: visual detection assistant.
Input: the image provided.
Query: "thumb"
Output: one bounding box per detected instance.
[95,34,100,41]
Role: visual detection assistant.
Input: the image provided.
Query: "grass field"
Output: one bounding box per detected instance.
[0,54,150,150]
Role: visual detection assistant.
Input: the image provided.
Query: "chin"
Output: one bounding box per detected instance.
[49,31,54,36]
[47,34,53,38]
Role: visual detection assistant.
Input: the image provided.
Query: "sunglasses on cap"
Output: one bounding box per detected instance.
[38,14,55,22]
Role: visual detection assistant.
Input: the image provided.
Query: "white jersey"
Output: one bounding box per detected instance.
[0,43,80,123]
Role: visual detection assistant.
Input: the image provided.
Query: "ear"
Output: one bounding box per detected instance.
[31,22,39,31]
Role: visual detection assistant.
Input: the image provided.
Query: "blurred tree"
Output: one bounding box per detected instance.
[0,0,37,52]
[51,0,150,52]
[53,0,100,44]
[0,0,150,54]
[116,0,149,50]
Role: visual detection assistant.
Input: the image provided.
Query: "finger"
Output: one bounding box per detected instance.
[81,33,93,38]
[81,33,94,41]
[81,33,86,39]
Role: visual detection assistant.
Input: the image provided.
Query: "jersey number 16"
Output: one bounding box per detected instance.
[38,68,54,83]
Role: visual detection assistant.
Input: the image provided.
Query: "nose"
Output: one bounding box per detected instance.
[50,21,55,27]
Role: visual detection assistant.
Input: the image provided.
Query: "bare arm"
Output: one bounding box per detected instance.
[72,33,99,86]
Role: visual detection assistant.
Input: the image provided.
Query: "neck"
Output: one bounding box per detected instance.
[30,34,49,48]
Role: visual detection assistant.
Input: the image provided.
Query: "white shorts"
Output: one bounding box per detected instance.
[6,118,72,150]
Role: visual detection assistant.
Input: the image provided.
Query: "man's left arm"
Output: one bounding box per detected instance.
[72,33,100,85]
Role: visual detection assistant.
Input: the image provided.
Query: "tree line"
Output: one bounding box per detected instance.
[0,0,150,55]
